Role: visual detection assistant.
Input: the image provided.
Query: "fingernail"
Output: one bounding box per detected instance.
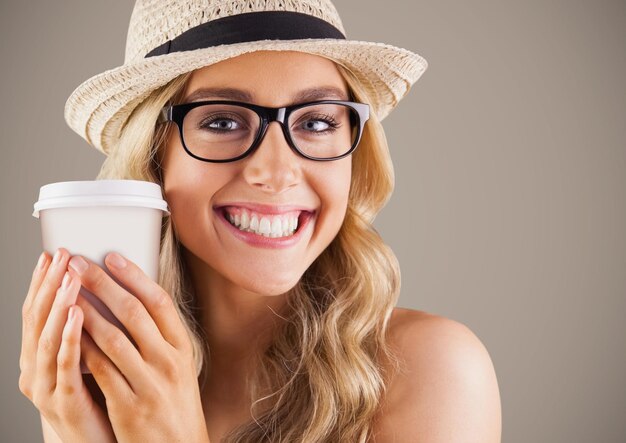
[62,271,72,290]
[69,306,77,323]
[69,256,88,275]
[36,252,47,270]
[107,252,127,269]
[52,249,63,265]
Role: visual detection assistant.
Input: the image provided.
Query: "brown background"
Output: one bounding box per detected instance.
[2,1,625,441]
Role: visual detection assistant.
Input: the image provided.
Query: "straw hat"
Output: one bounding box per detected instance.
[64,0,429,157]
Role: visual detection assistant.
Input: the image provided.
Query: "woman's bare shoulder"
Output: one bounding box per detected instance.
[388,306,435,330]
[371,307,502,442]
[386,307,489,356]
[386,307,467,343]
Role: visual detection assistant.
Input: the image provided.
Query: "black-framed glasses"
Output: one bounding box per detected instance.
[157,99,370,162]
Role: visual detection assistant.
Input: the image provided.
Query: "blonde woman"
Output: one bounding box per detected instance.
[19,1,501,442]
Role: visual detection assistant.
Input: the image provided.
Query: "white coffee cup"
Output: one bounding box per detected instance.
[32,179,170,373]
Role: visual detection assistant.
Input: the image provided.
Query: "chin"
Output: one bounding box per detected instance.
[242,275,302,297]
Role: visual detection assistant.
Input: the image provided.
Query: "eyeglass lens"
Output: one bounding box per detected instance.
[181,103,359,161]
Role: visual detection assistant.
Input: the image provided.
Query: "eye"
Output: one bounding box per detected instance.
[296,114,341,134]
[198,114,247,133]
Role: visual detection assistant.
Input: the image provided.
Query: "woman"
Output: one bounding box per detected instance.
[19,1,501,442]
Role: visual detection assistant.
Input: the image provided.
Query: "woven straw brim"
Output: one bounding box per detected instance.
[64,38,428,156]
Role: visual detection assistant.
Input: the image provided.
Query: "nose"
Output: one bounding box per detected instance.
[241,121,301,193]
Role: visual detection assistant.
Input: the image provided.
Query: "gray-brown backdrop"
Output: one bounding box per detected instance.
[2,1,625,442]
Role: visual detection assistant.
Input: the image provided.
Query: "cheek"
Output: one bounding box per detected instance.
[312,160,352,238]
[162,134,233,206]
[161,146,233,245]
[163,166,208,217]
[164,181,210,250]
[325,159,352,208]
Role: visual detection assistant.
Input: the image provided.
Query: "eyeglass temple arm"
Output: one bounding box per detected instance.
[157,106,172,124]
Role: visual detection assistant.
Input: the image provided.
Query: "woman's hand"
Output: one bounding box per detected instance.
[19,248,117,443]
[66,252,210,443]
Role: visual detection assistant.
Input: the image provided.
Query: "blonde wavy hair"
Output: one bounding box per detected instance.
[96,57,403,442]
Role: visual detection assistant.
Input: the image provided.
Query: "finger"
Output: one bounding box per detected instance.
[20,251,50,372]
[75,294,144,395]
[21,248,71,374]
[23,251,50,313]
[79,317,135,400]
[34,248,71,311]
[104,252,192,353]
[56,305,83,397]
[69,254,180,362]
[36,271,81,392]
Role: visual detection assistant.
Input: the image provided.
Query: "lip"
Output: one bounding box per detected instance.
[214,207,315,249]
[214,202,315,215]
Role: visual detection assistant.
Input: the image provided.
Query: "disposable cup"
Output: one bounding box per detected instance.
[32,179,170,373]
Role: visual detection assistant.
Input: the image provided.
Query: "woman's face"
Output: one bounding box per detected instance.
[160,50,353,296]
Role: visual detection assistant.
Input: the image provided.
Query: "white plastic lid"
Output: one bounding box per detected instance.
[32,180,170,218]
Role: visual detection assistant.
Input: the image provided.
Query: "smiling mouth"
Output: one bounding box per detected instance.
[216,207,313,238]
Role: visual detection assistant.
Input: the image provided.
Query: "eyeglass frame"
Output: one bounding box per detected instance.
[157,99,370,163]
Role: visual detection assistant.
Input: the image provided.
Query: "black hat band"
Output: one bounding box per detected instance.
[145,10,346,58]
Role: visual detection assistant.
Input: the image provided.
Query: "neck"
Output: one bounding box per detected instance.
[182,247,290,379]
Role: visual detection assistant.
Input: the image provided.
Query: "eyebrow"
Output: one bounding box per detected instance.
[182,86,351,105]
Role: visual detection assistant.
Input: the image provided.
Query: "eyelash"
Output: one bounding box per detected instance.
[302,114,341,132]
[199,113,342,133]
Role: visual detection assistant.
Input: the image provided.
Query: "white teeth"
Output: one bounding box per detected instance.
[250,215,259,231]
[270,217,282,237]
[259,217,271,236]
[225,208,300,238]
